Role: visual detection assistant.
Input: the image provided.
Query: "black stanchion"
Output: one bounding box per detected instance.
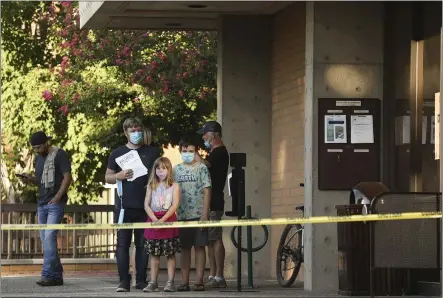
[222,153,258,293]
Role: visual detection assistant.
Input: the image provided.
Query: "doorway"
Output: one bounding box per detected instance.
[383,1,442,192]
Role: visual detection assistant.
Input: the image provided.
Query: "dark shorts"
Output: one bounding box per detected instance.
[179,218,209,249]
[208,211,223,241]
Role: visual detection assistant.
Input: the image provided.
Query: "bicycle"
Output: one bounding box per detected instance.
[276,183,304,287]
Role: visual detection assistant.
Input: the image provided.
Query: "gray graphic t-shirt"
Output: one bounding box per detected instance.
[173,162,211,220]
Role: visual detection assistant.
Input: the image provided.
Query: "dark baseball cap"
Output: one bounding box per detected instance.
[197,121,222,134]
[30,131,52,146]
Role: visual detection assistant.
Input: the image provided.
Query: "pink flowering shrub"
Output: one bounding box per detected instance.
[35,2,217,132]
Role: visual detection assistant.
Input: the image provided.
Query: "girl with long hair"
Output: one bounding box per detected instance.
[143,157,181,292]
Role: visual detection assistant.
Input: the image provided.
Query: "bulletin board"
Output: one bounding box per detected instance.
[318,98,381,190]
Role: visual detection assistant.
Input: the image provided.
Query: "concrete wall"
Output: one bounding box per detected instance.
[304,2,384,293]
[217,15,272,279]
[270,2,306,279]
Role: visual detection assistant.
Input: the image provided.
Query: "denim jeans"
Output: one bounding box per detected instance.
[114,208,148,283]
[37,203,65,280]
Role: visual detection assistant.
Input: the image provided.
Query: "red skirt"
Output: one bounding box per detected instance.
[144,211,179,240]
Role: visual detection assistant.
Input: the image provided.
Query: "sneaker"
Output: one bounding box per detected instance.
[116,281,130,292]
[209,277,227,288]
[164,280,175,292]
[204,276,215,284]
[143,281,159,292]
[135,281,148,289]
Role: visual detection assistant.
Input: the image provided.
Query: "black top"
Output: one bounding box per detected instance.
[107,145,161,210]
[206,146,229,211]
[35,148,71,206]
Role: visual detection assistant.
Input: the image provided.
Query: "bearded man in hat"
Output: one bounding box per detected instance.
[18,131,72,286]
[194,121,229,288]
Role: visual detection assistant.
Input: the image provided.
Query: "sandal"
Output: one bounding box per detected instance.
[193,283,205,291]
[177,284,190,292]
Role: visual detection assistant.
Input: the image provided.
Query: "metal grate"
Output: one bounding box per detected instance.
[370,193,441,269]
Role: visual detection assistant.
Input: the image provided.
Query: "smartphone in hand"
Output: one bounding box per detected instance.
[15,173,28,180]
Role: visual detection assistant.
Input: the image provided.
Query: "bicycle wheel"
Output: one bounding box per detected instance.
[276,224,303,287]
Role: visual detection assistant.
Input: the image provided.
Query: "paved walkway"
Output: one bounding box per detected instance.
[0,271,434,297]
[1,273,304,298]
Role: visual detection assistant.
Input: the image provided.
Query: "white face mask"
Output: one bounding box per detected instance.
[156,169,168,180]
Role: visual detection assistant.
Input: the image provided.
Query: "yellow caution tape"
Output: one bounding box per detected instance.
[0,211,441,231]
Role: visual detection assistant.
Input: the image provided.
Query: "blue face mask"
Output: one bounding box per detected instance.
[203,133,213,149]
[129,131,143,145]
[181,152,195,163]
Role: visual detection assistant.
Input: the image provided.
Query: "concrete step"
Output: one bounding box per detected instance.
[416,281,441,297]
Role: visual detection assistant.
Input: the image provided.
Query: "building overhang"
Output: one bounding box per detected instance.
[79,1,290,30]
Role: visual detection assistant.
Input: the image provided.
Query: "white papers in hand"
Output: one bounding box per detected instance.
[115,150,148,182]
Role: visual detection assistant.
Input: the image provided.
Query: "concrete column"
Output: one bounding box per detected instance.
[440,19,442,296]
[304,2,384,293]
[217,15,272,279]
[303,1,315,291]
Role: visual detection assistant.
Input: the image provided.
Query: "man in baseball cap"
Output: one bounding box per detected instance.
[19,131,72,286]
[195,121,229,288]
[196,121,222,136]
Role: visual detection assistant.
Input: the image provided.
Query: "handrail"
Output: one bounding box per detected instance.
[1,204,116,259]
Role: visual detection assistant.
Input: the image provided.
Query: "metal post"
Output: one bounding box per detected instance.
[72,212,77,258]
[246,205,253,288]
[237,170,243,292]
[439,21,442,297]
[7,212,12,259]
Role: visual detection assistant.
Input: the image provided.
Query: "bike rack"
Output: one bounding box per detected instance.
[230,205,269,289]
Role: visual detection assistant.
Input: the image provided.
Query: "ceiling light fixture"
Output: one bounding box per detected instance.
[165,22,182,27]
[188,4,207,9]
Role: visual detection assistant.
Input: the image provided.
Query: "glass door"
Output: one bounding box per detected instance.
[383,2,441,192]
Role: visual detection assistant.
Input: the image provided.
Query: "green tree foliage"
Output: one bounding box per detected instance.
[1,1,217,204]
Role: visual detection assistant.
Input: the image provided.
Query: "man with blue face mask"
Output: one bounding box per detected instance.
[173,138,211,292]
[105,117,161,292]
[195,121,229,288]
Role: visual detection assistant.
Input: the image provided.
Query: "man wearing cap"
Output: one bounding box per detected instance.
[195,121,229,288]
[19,131,72,286]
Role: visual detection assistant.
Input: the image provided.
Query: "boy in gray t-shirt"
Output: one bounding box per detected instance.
[173,138,211,291]
[174,162,211,221]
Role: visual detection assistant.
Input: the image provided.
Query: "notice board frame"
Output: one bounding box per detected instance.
[318,98,381,190]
